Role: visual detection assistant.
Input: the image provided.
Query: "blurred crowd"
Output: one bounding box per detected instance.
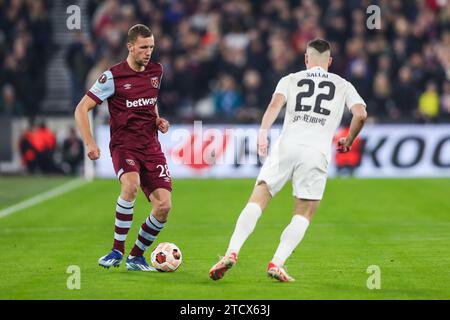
[0,0,53,119]
[2,0,450,124]
[76,0,450,123]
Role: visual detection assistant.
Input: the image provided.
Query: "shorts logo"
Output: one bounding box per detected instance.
[125,159,135,166]
[98,74,107,84]
[151,77,159,88]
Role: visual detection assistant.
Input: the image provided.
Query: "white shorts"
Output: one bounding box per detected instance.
[256,144,328,200]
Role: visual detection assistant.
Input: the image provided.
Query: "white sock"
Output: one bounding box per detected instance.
[226,202,262,256]
[272,215,310,266]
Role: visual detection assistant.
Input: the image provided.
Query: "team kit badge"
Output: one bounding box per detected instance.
[151,77,159,88]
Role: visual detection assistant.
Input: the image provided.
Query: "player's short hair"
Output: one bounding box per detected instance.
[127,24,153,43]
[307,39,331,54]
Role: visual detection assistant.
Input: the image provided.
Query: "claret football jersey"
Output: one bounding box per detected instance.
[87,60,164,155]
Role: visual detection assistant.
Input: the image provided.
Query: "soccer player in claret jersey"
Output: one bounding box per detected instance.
[75,24,172,271]
[209,39,368,282]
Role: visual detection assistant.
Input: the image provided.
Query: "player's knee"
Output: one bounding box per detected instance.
[121,180,139,200]
[153,198,171,217]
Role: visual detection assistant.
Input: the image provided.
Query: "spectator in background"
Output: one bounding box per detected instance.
[418,81,440,122]
[213,74,242,119]
[435,30,450,79]
[369,72,396,121]
[66,31,96,108]
[62,127,84,175]
[238,69,263,122]
[347,58,371,104]
[245,29,268,74]
[0,0,53,119]
[3,0,450,124]
[441,81,450,119]
[69,0,450,123]
[264,30,296,103]
[0,84,24,117]
[392,66,418,121]
[173,55,196,120]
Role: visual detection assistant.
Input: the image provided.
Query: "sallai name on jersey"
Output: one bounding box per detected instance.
[306,72,329,78]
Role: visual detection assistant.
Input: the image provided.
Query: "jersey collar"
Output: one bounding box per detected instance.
[309,66,327,72]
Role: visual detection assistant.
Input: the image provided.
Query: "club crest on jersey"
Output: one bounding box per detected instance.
[98,74,107,84]
[125,159,136,166]
[151,77,159,88]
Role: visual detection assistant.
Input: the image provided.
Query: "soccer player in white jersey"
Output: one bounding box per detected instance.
[209,39,367,282]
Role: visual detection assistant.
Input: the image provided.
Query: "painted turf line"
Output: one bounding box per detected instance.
[0,178,88,219]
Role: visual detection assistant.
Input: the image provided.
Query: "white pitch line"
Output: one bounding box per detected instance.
[0,178,89,219]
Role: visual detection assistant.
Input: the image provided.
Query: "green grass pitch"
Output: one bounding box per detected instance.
[0,177,449,299]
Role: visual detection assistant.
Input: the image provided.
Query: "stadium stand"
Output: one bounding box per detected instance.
[1,0,450,123]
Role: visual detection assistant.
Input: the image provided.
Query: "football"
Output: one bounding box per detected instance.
[150,242,182,272]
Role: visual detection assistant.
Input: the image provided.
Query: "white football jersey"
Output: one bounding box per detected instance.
[274,66,366,162]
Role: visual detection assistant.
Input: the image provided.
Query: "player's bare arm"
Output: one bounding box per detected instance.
[74,95,100,160]
[337,103,367,153]
[155,104,170,134]
[258,93,286,157]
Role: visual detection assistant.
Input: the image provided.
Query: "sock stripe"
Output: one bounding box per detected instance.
[135,239,148,251]
[139,229,156,242]
[117,202,134,210]
[114,233,127,241]
[116,206,133,215]
[115,226,130,234]
[148,215,165,230]
[116,212,133,221]
[146,218,162,231]
[115,219,133,228]
[117,196,135,206]
[138,234,153,246]
[141,222,159,236]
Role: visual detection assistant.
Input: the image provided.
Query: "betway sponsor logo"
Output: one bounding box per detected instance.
[126,97,157,108]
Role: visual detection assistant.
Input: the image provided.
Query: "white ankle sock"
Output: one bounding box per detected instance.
[272,215,310,266]
[226,202,262,256]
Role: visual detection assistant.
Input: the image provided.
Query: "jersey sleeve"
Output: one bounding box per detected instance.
[86,71,115,104]
[345,81,366,111]
[273,75,290,100]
